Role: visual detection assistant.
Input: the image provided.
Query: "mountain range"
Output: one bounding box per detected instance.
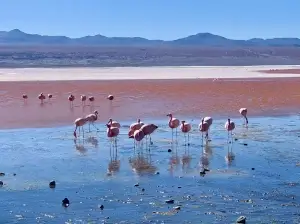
[0,29,300,47]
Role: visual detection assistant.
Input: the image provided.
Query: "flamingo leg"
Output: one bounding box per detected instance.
[188,133,190,146]
[91,122,99,131]
[172,129,174,144]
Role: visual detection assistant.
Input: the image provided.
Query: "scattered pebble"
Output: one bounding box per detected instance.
[142,188,145,192]
[13,173,16,176]
[168,149,172,152]
[243,143,248,146]
[235,138,238,141]
[155,171,160,175]
[251,168,255,170]
[0,181,3,186]
[62,198,70,207]
[49,180,56,188]
[99,205,104,210]
[0,172,5,176]
[236,215,246,223]
[134,183,139,187]
[165,199,174,204]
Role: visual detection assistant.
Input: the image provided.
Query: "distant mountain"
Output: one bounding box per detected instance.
[0,29,300,47]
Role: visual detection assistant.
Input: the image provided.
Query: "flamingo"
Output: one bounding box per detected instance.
[68,94,75,107]
[81,95,87,106]
[128,119,144,137]
[180,120,191,146]
[225,118,235,143]
[108,118,121,129]
[167,113,180,142]
[85,110,99,132]
[22,94,28,102]
[48,94,53,101]
[38,93,46,104]
[106,123,120,148]
[74,117,88,138]
[107,95,114,101]
[129,129,145,149]
[140,124,158,146]
[199,118,209,145]
[239,108,248,126]
[202,116,213,139]
[88,96,95,105]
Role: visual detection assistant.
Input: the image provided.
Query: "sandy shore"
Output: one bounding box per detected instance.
[1,65,300,129]
[1,65,300,81]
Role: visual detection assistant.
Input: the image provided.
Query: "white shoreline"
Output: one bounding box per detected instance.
[0,65,300,81]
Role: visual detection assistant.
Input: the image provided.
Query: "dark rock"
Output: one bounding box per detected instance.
[134,183,139,187]
[174,206,181,210]
[236,215,246,223]
[62,198,70,207]
[13,173,16,176]
[204,168,210,172]
[251,168,255,170]
[99,205,104,210]
[235,138,238,141]
[141,188,145,192]
[0,172,5,176]
[0,181,3,186]
[155,171,160,175]
[49,180,56,188]
[243,143,248,146]
[178,186,182,188]
[168,149,172,152]
[165,199,174,204]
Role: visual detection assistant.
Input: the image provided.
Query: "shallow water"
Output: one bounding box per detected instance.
[1,116,300,223]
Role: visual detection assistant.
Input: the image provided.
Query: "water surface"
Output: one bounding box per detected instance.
[1,116,300,223]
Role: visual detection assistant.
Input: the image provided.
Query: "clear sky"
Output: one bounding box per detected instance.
[1,0,299,40]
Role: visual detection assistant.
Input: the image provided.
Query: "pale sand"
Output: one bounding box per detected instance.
[1,65,300,81]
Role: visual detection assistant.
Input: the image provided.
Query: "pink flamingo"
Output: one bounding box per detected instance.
[199,118,209,145]
[38,93,46,104]
[85,110,99,132]
[128,119,144,137]
[239,108,248,126]
[88,96,95,105]
[129,129,145,149]
[22,94,28,102]
[106,123,120,149]
[167,113,180,142]
[48,94,53,101]
[180,120,191,146]
[68,94,75,107]
[74,117,88,138]
[108,118,121,129]
[140,123,158,146]
[81,95,87,106]
[202,116,213,139]
[107,95,114,101]
[225,118,235,143]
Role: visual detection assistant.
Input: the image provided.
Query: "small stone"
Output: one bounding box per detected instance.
[141,188,145,192]
[155,171,160,175]
[165,199,174,204]
[236,215,246,223]
[235,138,238,141]
[49,180,56,188]
[178,186,182,188]
[173,206,181,210]
[134,183,139,187]
[105,216,109,219]
[13,173,16,176]
[99,205,104,210]
[0,181,3,186]
[0,172,5,176]
[62,198,70,207]
[168,149,172,152]
[251,168,255,170]
[243,143,248,146]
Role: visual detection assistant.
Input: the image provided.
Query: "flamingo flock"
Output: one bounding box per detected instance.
[73,105,249,152]
[21,93,115,107]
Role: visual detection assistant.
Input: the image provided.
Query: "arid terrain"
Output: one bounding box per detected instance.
[1,45,300,67]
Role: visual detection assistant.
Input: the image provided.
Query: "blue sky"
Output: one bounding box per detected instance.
[1,0,299,40]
